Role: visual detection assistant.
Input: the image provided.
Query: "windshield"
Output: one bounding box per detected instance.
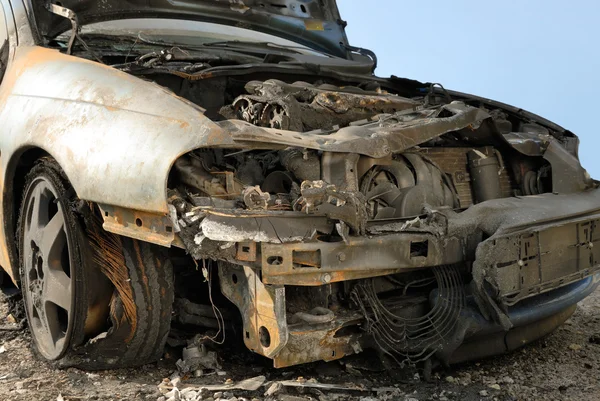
[61,18,330,58]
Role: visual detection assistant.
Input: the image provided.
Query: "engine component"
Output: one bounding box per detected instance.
[242,185,270,210]
[174,154,244,198]
[467,149,502,203]
[262,171,295,194]
[223,79,418,132]
[174,298,232,329]
[322,152,360,191]
[521,166,551,195]
[233,96,265,126]
[280,149,320,182]
[290,307,335,324]
[174,156,228,197]
[359,153,458,219]
[261,102,292,130]
[418,147,515,208]
[236,157,264,186]
[295,180,368,234]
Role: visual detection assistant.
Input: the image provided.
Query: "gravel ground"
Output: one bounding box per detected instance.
[0,286,599,401]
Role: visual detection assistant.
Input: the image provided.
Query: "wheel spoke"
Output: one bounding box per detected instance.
[28,184,48,232]
[28,295,41,327]
[43,302,66,347]
[44,268,71,311]
[40,209,65,266]
[31,303,57,350]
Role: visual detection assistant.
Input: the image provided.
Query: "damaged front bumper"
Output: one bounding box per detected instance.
[137,186,600,367]
[451,273,600,364]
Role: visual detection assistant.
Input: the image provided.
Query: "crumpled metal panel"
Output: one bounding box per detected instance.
[227,102,491,158]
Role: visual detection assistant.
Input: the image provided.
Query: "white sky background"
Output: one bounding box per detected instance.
[338,0,600,177]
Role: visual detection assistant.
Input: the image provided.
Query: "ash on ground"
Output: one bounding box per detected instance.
[1,285,599,401]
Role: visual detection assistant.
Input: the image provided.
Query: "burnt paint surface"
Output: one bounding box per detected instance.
[0,46,234,279]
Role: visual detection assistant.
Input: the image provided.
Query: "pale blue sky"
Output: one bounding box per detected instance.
[338,1,600,177]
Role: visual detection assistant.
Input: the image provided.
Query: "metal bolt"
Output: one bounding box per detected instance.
[337,252,346,262]
[322,273,332,283]
[590,242,594,249]
[517,260,524,267]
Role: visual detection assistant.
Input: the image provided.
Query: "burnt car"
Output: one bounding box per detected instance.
[0,0,597,370]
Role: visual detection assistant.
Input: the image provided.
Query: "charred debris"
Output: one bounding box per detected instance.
[70,38,595,368]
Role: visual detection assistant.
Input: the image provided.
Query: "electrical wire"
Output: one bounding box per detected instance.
[193,259,226,345]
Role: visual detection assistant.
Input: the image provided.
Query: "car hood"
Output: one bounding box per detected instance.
[30,0,350,58]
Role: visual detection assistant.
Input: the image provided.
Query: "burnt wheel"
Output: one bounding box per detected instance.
[18,158,174,368]
[20,173,75,359]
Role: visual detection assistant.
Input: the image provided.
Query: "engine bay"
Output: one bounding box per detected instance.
[161,77,555,231]
[111,60,596,368]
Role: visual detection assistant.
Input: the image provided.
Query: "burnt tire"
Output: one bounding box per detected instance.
[68,237,176,369]
[18,158,174,369]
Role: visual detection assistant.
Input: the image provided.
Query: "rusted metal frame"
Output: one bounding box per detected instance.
[273,313,364,368]
[218,264,288,358]
[261,233,464,286]
[236,241,257,262]
[218,263,364,367]
[98,204,175,247]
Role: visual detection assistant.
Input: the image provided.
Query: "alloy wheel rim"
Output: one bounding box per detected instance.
[22,177,73,360]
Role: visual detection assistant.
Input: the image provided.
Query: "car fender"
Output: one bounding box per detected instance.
[0,46,239,211]
[0,46,235,279]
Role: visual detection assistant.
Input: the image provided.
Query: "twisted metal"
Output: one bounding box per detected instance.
[351,265,465,366]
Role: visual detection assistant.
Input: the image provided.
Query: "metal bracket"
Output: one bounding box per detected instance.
[97,204,175,247]
[218,265,288,358]
[47,3,79,54]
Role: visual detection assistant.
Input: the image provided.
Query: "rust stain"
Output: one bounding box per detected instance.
[99,205,175,247]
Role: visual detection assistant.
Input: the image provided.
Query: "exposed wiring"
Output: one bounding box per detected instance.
[195,259,226,345]
[124,34,141,64]
[74,33,105,64]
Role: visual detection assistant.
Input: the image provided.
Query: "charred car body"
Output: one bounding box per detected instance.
[0,0,597,369]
